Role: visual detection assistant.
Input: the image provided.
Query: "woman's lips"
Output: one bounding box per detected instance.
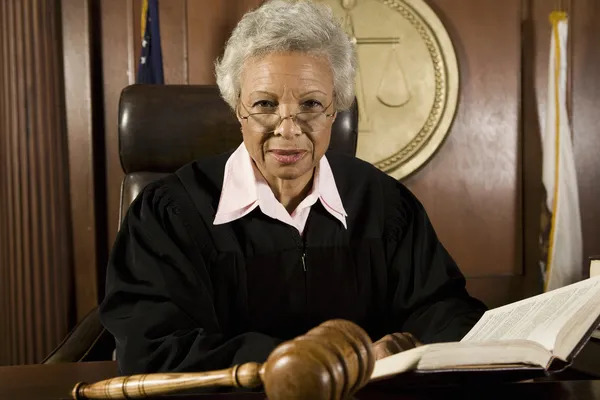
[268,149,307,165]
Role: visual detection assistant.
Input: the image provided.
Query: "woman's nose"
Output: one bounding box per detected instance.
[274,114,302,138]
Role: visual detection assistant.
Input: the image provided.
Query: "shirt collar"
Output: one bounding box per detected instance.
[214,143,347,227]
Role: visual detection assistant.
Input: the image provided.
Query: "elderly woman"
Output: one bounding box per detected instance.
[99,0,486,376]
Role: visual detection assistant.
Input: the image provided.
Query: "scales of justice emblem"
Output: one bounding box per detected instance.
[318,0,460,180]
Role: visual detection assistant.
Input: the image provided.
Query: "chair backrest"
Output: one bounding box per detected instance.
[118,84,359,224]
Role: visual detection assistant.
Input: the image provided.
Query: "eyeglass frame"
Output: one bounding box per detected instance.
[236,97,337,134]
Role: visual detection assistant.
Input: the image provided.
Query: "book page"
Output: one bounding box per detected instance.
[369,340,551,381]
[590,260,600,339]
[461,276,600,351]
[417,340,551,371]
[370,345,430,381]
[553,290,600,360]
[591,259,600,278]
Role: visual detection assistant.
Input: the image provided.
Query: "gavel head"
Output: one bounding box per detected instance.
[260,320,375,400]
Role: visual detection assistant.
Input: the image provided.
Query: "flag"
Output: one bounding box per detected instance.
[539,12,583,291]
[137,0,164,84]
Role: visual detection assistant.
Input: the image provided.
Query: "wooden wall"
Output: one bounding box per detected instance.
[61,0,106,326]
[407,0,526,306]
[0,0,73,365]
[571,0,600,279]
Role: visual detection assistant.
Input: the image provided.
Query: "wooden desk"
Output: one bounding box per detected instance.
[0,361,599,400]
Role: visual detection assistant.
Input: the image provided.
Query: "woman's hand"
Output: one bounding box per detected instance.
[372,332,422,360]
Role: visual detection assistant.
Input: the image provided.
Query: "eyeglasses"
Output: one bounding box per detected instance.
[238,99,336,134]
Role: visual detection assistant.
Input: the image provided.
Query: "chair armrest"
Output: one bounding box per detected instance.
[42,307,114,363]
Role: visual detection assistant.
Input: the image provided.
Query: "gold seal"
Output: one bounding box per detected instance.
[320,0,459,179]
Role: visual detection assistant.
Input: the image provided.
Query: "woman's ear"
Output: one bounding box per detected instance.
[330,93,338,123]
[235,104,246,133]
[235,103,243,123]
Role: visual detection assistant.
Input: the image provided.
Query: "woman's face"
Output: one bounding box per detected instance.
[238,52,335,184]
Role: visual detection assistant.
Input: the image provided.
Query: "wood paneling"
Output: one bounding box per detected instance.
[0,0,73,365]
[521,0,552,299]
[405,0,522,282]
[466,277,525,310]
[156,0,187,84]
[186,0,230,84]
[100,0,136,250]
[0,0,8,367]
[572,0,600,269]
[0,0,7,364]
[61,0,104,321]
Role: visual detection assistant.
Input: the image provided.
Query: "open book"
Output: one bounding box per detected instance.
[370,275,600,382]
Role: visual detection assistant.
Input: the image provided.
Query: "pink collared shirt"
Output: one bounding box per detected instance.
[214,144,347,235]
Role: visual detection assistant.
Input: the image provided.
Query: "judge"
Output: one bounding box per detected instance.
[99,0,487,376]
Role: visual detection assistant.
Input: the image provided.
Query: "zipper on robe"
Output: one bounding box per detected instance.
[302,239,308,328]
[289,214,311,328]
[300,212,312,273]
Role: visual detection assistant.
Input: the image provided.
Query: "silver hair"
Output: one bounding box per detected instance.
[215,0,357,111]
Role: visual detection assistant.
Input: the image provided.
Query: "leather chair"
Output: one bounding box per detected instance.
[42,84,359,363]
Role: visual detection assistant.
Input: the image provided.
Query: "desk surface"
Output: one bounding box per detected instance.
[0,361,599,400]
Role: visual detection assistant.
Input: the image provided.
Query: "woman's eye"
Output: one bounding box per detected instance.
[301,100,324,110]
[252,100,277,109]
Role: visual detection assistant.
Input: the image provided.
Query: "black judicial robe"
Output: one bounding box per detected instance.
[99,151,487,375]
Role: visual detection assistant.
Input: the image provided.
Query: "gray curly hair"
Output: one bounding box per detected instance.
[215,0,357,111]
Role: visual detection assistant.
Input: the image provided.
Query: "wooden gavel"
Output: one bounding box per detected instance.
[72,319,376,400]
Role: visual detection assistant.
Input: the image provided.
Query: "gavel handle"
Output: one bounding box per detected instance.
[72,362,263,399]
